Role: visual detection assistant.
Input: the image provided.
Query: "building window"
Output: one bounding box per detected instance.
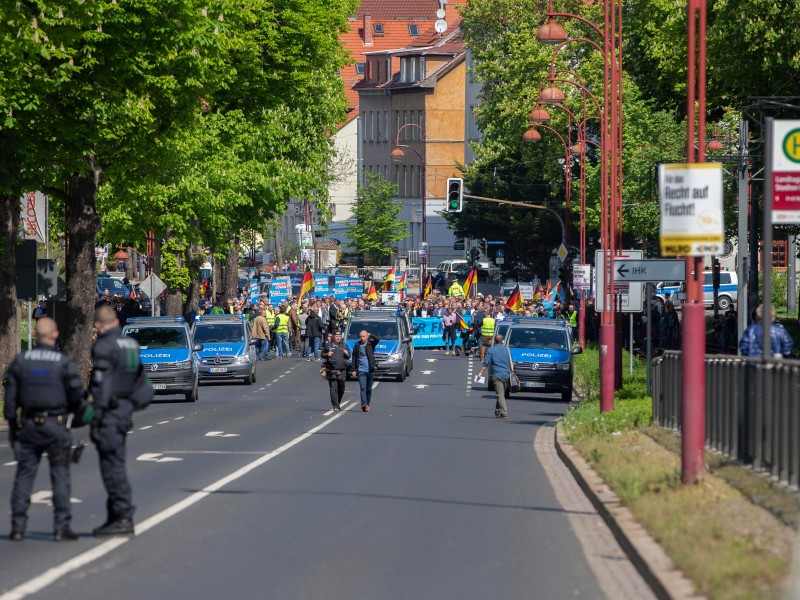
[418,110,424,137]
[376,111,382,140]
[408,24,419,37]
[355,62,365,75]
[419,57,426,79]
[374,23,384,36]
[403,111,408,140]
[468,105,480,141]
[410,165,416,197]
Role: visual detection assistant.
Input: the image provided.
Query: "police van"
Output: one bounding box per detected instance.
[192,314,257,385]
[343,311,414,382]
[655,270,738,311]
[487,318,582,402]
[121,317,202,402]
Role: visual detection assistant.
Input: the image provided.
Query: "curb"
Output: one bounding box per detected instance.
[554,422,704,600]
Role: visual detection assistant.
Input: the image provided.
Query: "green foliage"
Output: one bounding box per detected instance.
[346,173,407,264]
[160,238,191,298]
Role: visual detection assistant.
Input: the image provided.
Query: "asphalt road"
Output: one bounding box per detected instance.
[0,350,653,600]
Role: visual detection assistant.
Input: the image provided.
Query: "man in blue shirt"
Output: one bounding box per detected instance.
[350,330,379,412]
[476,334,512,419]
[740,304,794,357]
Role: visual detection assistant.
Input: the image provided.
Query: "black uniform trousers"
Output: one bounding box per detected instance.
[327,372,345,409]
[91,408,134,521]
[11,419,72,531]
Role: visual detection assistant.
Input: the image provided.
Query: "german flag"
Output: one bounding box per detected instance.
[545,279,552,298]
[395,271,406,292]
[507,284,523,312]
[382,266,396,291]
[462,269,477,298]
[422,273,432,299]
[298,267,314,302]
[456,312,468,331]
[366,282,378,301]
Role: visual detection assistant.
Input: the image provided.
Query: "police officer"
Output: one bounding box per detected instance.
[321,330,350,411]
[89,305,147,536]
[4,318,88,541]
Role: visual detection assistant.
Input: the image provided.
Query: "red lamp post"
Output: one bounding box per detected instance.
[391,123,427,284]
[535,0,624,413]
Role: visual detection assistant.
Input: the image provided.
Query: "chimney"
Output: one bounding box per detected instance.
[364,14,373,45]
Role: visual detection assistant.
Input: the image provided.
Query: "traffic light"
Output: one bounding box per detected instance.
[446,177,463,212]
[469,246,480,265]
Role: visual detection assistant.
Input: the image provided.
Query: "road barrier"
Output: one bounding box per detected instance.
[653,351,800,488]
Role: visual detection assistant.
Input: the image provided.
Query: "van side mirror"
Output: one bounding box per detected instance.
[403,336,412,345]
[193,343,204,352]
[571,345,583,355]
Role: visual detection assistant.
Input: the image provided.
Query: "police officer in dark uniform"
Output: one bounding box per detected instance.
[4,318,87,541]
[321,330,350,411]
[89,305,147,537]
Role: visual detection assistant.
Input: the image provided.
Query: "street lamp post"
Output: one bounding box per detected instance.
[391,123,427,285]
[536,0,625,413]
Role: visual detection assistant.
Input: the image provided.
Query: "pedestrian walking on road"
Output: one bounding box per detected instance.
[89,306,154,537]
[274,305,292,358]
[350,330,379,412]
[4,318,90,541]
[305,307,325,361]
[251,308,271,360]
[476,334,512,419]
[322,331,350,411]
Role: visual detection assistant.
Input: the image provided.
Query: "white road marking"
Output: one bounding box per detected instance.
[157,421,170,425]
[425,358,437,363]
[30,490,82,505]
[420,370,434,375]
[139,426,153,430]
[414,385,429,389]
[323,399,353,416]
[5,461,18,467]
[205,431,241,438]
[0,401,358,600]
[136,453,183,463]
[173,416,184,421]
[272,379,279,383]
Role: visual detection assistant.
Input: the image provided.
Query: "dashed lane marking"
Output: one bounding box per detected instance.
[0,399,358,600]
[205,431,241,438]
[136,453,184,463]
[157,421,170,425]
[173,417,184,421]
[139,426,153,430]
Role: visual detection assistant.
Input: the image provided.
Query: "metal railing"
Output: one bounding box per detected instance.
[653,351,800,489]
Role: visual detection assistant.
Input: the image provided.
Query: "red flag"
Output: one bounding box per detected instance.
[507,284,523,312]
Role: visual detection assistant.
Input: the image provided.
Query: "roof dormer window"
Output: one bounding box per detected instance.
[408,24,419,37]
[355,62,365,75]
[373,23,384,36]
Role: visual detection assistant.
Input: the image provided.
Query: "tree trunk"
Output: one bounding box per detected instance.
[0,194,21,401]
[63,160,103,383]
[220,239,239,299]
[275,227,283,272]
[183,243,202,321]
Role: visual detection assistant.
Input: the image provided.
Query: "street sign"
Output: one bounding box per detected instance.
[495,249,505,258]
[658,163,724,256]
[612,259,687,282]
[496,258,505,265]
[557,243,568,263]
[594,250,643,313]
[771,120,800,223]
[572,264,591,289]
[486,240,505,245]
[139,274,167,299]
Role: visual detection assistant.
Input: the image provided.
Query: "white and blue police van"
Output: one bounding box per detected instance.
[343,311,414,382]
[191,314,258,385]
[488,317,582,402]
[121,317,202,402]
[655,270,738,311]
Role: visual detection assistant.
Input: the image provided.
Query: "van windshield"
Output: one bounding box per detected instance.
[506,327,568,350]
[124,327,188,349]
[193,324,244,343]
[347,321,398,340]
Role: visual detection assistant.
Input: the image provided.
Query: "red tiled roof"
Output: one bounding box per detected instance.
[354,0,467,21]
[337,1,467,128]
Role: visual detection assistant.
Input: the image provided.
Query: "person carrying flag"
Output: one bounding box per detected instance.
[396,272,406,298]
[462,269,477,298]
[507,284,524,313]
[382,266,396,292]
[422,273,432,300]
[366,282,378,302]
[298,267,314,304]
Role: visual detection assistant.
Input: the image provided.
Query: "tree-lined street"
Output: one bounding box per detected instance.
[0,351,652,599]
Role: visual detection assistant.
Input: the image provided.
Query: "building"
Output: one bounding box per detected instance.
[355,17,468,268]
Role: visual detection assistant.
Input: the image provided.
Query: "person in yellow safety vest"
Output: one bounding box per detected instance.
[565,303,578,339]
[448,280,465,298]
[263,304,276,355]
[480,314,496,361]
[274,307,292,358]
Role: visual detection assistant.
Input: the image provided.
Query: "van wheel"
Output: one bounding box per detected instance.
[185,384,198,403]
[396,369,406,382]
[716,295,732,311]
[562,389,573,402]
[251,368,256,384]
[244,373,253,385]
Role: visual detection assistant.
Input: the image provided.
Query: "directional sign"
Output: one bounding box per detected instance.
[594,250,643,313]
[613,259,687,282]
[139,273,167,299]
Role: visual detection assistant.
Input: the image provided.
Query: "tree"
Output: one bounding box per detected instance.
[347,173,407,264]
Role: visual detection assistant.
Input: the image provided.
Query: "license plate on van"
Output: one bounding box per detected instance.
[209,367,227,373]
[523,381,546,388]
[152,384,167,390]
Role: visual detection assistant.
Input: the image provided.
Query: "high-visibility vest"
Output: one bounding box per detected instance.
[264,309,275,323]
[481,316,496,338]
[448,282,465,297]
[275,313,290,334]
[568,310,577,328]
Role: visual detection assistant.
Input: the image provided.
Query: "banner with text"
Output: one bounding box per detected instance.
[411,314,472,348]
